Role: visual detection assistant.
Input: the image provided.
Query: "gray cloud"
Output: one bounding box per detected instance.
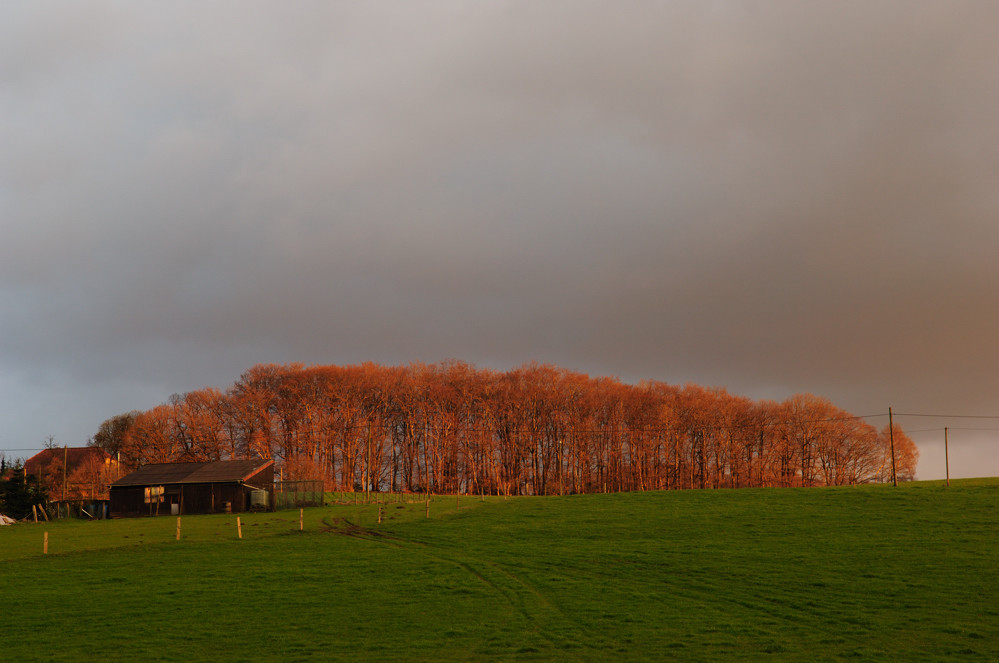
[4,1,999,478]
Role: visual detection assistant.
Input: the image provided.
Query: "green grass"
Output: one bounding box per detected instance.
[2,481,998,661]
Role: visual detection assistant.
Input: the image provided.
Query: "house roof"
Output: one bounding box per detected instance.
[25,447,108,476]
[110,459,274,487]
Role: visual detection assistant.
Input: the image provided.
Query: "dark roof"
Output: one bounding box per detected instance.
[111,459,274,487]
[25,447,108,476]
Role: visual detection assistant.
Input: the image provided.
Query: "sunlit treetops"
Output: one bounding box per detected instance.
[93,361,917,495]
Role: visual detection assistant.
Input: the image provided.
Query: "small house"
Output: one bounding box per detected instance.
[25,446,116,501]
[109,459,274,517]
[24,446,118,518]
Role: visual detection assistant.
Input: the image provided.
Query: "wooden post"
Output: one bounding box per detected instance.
[38,504,49,522]
[62,445,68,502]
[426,497,430,519]
[888,407,897,487]
[43,531,49,554]
[237,517,242,539]
[32,504,38,523]
[176,517,181,541]
[944,427,950,487]
[299,508,304,532]
[378,505,382,524]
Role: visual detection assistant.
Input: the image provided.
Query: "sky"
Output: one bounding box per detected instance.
[4,1,999,480]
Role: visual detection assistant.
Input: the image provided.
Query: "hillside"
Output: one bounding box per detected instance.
[2,480,997,661]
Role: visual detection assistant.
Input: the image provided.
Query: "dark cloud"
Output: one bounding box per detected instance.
[4,1,999,478]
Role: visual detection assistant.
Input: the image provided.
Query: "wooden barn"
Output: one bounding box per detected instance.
[109,459,274,517]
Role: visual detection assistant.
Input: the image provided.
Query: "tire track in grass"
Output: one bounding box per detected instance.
[405,549,599,656]
[322,515,603,656]
[323,517,553,629]
[323,516,552,647]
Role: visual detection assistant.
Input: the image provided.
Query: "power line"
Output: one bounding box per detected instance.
[907,427,999,434]
[892,412,999,419]
[905,426,999,443]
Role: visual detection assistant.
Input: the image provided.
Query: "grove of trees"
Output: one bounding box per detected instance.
[92,361,918,495]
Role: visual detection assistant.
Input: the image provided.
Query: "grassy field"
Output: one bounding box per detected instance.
[2,481,998,661]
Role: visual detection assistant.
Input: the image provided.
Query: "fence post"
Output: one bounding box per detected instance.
[237,516,242,539]
[43,531,48,554]
[176,517,181,541]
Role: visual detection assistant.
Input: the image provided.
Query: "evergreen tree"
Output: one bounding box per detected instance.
[0,463,47,520]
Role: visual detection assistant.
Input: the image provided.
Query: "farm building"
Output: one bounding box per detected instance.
[23,446,119,518]
[109,459,274,517]
[24,446,118,502]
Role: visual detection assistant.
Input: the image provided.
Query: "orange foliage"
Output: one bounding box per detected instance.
[110,361,915,494]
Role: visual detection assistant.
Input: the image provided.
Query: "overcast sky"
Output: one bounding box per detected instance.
[4,1,999,480]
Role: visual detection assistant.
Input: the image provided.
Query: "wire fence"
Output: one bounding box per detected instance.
[272,480,325,510]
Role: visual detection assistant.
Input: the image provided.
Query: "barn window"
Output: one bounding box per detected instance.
[144,486,164,503]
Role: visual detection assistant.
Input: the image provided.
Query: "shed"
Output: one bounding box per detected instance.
[109,459,274,517]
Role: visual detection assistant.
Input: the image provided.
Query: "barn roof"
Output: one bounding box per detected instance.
[25,447,108,476]
[111,459,274,487]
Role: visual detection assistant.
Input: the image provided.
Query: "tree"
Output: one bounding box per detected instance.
[879,424,919,482]
[68,453,115,500]
[0,463,47,520]
[91,412,139,458]
[120,405,179,467]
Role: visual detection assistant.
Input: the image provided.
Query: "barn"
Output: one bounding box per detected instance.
[109,459,274,517]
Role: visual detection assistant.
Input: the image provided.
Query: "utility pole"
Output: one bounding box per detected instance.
[62,445,69,501]
[888,408,897,487]
[944,427,950,488]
